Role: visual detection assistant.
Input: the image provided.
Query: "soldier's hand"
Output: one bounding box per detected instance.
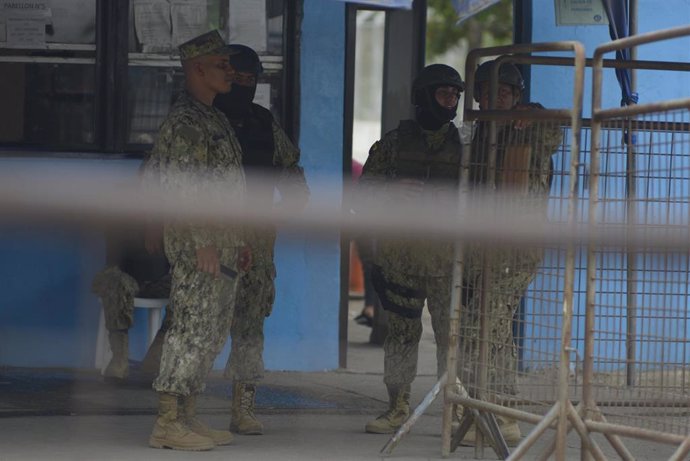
[196,245,220,277]
[395,178,425,200]
[239,245,252,272]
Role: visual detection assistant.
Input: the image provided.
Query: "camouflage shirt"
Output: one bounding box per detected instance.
[147,91,246,268]
[359,121,462,277]
[467,114,563,278]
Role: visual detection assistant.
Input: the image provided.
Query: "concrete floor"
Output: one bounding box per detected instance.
[0,300,683,460]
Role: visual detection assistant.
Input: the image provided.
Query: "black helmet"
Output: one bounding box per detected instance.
[473,59,524,102]
[412,64,464,105]
[227,44,263,75]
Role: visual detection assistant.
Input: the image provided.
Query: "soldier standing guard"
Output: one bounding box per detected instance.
[457,59,563,446]
[143,30,249,452]
[213,44,309,436]
[358,64,465,434]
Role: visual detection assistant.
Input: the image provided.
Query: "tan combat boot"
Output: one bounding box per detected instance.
[365,385,410,434]
[459,415,521,447]
[103,330,129,380]
[149,393,215,451]
[230,381,263,435]
[181,394,234,445]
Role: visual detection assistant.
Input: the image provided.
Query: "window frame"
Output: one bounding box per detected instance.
[0,0,297,159]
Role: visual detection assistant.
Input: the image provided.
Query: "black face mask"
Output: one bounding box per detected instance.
[214,83,256,120]
[414,86,458,130]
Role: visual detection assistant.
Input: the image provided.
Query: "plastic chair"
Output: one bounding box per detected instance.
[94,297,168,373]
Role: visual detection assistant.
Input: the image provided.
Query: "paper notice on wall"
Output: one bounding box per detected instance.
[171,0,208,48]
[133,0,172,53]
[254,83,271,110]
[5,17,45,48]
[0,0,52,20]
[228,0,266,53]
[555,0,608,26]
[0,0,51,46]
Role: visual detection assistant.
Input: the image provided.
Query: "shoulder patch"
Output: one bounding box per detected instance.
[176,124,204,145]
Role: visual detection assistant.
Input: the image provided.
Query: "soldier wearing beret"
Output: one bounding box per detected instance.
[144,30,249,451]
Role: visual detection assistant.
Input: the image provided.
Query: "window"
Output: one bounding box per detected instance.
[0,0,97,149]
[0,0,292,155]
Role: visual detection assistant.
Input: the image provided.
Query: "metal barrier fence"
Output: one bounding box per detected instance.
[584,25,690,461]
[436,25,690,461]
[442,41,586,460]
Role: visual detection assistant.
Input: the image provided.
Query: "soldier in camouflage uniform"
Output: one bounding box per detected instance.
[359,64,465,434]
[91,220,171,381]
[144,30,247,452]
[458,59,563,446]
[213,44,309,436]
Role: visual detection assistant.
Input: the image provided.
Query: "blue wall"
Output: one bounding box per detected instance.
[0,158,136,367]
[0,0,346,372]
[531,0,690,115]
[522,0,690,371]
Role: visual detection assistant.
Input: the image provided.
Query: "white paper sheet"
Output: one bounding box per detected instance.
[0,0,50,47]
[228,0,266,52]
[5,17,45,48]
[254,83,271,110]
[133,0,172,53]
[171,0,208,48]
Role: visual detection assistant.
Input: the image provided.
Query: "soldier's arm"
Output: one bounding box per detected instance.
[272,121,310,212]
[158,121,216,251]
[356,132,399,211]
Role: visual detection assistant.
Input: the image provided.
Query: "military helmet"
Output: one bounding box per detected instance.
[473,59,524,101]
[227,43,263,75]
[411,64,464,105]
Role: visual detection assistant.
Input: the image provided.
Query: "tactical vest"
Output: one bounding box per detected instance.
[394,120,462,184]
[470,122,554,190]
[231,103,278,210]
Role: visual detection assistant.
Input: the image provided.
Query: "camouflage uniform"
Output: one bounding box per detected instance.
[460,119,562,396]
[359,121,462,388]
[92,268,172,331]
[147,90,245,397]
[92,226,172,333]
[224,108,309,383]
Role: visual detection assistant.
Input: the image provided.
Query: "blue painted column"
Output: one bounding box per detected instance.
[213,0,346,371]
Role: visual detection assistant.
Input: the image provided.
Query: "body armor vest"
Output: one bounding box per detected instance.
[470,122,554,190]
[394,120,462,184]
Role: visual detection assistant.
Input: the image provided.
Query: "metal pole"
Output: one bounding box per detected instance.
[556,41,585,461]
[625,0,639,388]
[582,41,606,461]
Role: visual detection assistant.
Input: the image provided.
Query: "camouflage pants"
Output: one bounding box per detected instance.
[224,262,276,383]
[459,249,542,397]
[92,266,138,331]
[382,271,453,388]
[92,266,171,331]
[153,260,239,396]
